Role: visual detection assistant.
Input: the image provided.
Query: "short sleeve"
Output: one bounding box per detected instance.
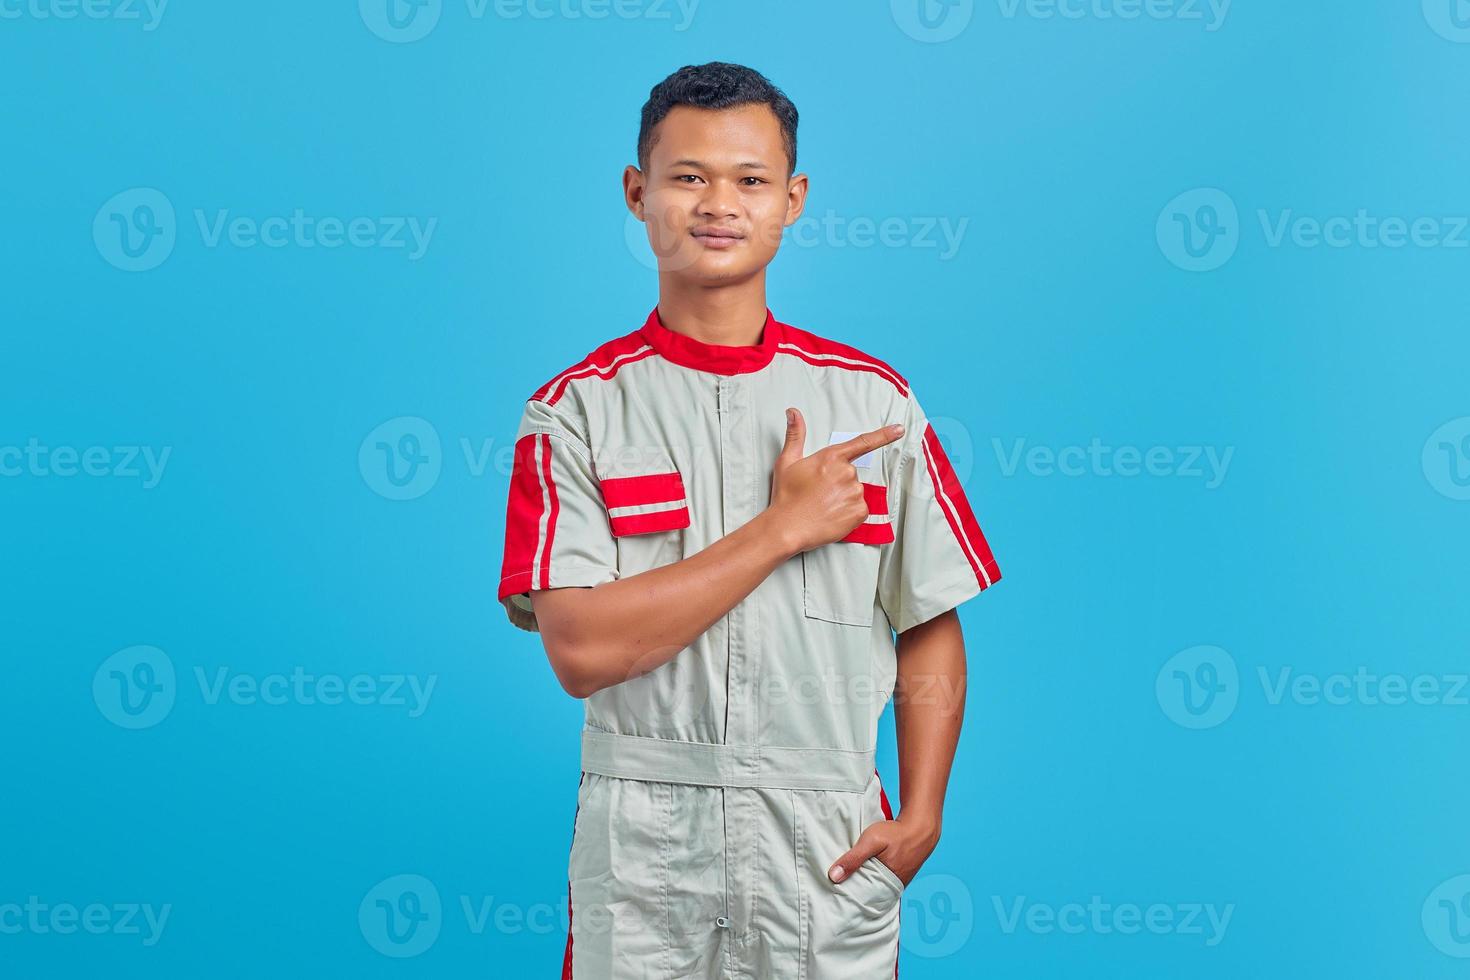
[877,389,1002,634]
[497,397,619,633]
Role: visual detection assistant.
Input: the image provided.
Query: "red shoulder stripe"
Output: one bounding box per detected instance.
[531,331,656,405]
[775,326,910,396]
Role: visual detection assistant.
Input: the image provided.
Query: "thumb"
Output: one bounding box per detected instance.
[829,829,886,883]
[777,407,805,464]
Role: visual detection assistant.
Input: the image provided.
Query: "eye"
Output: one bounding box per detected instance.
[741,177,767,186]
[676,174,703,184]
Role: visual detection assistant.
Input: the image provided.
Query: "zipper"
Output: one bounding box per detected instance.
[717,377,733,959]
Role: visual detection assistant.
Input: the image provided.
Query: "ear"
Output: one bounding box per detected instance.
[624,164,647,218]
[784,171,809,227]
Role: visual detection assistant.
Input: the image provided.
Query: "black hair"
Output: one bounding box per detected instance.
[637,62,799,177]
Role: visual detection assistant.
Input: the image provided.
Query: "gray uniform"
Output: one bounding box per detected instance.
[499,307,1002,978]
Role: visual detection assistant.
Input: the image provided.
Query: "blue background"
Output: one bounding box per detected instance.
[4,0,1470,976]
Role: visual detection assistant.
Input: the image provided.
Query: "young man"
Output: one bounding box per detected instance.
[498,62,1002,979]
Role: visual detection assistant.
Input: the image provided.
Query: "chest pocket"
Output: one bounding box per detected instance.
[600,465,691,574]
[802,481,892,627]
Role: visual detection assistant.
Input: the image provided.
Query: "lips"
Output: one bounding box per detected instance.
[692,228,744,240]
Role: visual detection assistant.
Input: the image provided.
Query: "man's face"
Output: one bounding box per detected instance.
[626,104,807,283]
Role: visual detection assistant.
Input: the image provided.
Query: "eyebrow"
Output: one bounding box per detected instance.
[668,158,770,171]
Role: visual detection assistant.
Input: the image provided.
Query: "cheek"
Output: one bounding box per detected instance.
[642,197,698,259]
[642,194,687,233]
[748,204,791,254]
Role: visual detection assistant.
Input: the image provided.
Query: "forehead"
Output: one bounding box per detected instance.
[648,103,786,171]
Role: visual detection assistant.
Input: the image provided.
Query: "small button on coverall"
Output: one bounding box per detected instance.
[499,307,1002,979]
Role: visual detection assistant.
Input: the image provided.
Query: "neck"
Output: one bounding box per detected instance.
[655,274,769,346]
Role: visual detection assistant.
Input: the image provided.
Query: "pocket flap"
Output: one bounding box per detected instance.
[600,469,691,537]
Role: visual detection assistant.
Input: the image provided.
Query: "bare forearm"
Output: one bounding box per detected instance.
[533,509,799,697]
[893,609,967,840]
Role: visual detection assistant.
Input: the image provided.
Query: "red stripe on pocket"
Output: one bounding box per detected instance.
[609,506,690,537]
[841,521,894,545]
[860,481,888,515]
[838,482,893,544]
[600,471,685,508]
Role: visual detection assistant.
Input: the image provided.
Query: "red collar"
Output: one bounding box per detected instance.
[637,306,783,375]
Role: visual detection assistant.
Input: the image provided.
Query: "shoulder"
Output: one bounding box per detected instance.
[774,319,911,398]
[527,327,656,405]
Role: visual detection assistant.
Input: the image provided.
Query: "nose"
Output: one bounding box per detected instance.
[696,178,739,220]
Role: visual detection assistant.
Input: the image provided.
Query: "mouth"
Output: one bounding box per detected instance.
[691,228,744,249]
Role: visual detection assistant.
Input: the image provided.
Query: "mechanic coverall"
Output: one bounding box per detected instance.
[498,306,1002,979]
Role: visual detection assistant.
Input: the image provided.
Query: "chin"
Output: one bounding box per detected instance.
[673,259,759,284]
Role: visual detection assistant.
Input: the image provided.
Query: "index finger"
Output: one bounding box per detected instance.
[830,424,905,461]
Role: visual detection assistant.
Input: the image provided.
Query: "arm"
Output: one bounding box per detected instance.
[827,608,965,886]
[532,409,905,699]
[531,508,798,698]
[828,387,1001,886]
